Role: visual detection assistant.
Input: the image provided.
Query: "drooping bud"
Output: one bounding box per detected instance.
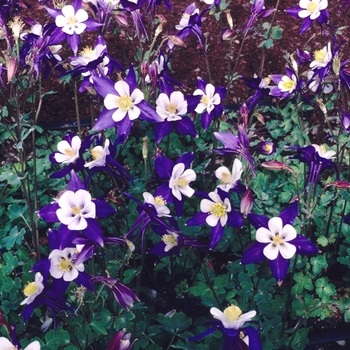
[167,35,186,48]
[290,53,298,76]
[6,56,17,83]
[225,9,233,29]
[341,110,350,133]
[316,98,327,117]
[113,13,128,27]
[261,161,295,174]
[155,23,163,37]
[240,187,254,218]
[325,180,350,189]
[332,56,341,76]
[140,60,149,80]
[256,113,265,125]
[222,28,235,41]
[142,136,148,159]
[240,103,249,130]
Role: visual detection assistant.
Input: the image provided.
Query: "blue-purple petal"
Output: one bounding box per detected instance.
[84,219,104,246]
[94,199,116,218]
[279,201,298,226]
[291,235,319,255]
[176,116,197,137]
[268,254,290,283]
[241,241,266,264]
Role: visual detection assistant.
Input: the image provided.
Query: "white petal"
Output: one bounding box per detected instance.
[68,215,87,231]
[57,140,72,154]
[263,243,279,260]
[54,153,74,164]
[24,341,41,350]
[0,337,16,350]
[215,166,231,180]
[131,88,144,104]
[63,267,79,281]
[73,23,87,35]
[61,5,75,18]
[210,307,225,320]
[58,190,76,209]
[104,94,118,110]
[171,187,182,201]
[171,163,185,181]
[56,208,75,226]
[219,214,228,226]
[81,201,96,218]
[256,227,274,243]
[200,198,214,213]
[298,9,311,18]
[281,224,297,241]
[50,264,64,279]
[75,8,88,22]
[143,192,154,204]
[231,159,243,182]
[127,105,141,120]
[206,214,220,227]
[115,80,130,96]
[279,242,297,259]
[75,189,92,208]
[112,108,127,122]
[181,169,196,182]
[205,84,215,98]
[178,185,195,198]
[268,217,283,235]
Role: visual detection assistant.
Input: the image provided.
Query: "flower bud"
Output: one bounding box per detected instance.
[256,141,275,155]
[332,56,341,76]
[225,9,233,29]
[261,161,295,174]
[113,13,128,27]
[140,61,149,79]
[240,103,249,130]
[155,23,163,37]
[341,110,350,132]
[167,35,186,47]
[6,56,17,83]
[142,136,148,159]
[221,28,234,41]
[256,113,265,125]
[325,180,350,189]
[240,187,254,218]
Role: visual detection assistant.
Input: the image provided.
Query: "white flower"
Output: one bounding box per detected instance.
[104,80,144,122]
[210,305,256,329]
[49,247,84,281]
[193,83,221,114]
[215,159,243,192]
[307,71,333,93]
[161,231,179,252]
[71,44,107,67]
[0,337,41,350]
[84,139,110,169]
[54,135,81,164]
[310,42,332,69]
[169,163,196,200]
[256,217,297,260]
[175,5,199,30]
[278,74,297,93]
[312,144,336,159]
[20,272,44,305]
[298,0,328,20]
[55,5,88,35]
[156,91,188,121]
[56,189,96,230]
[200,191,231,227]
[143,192,170,217]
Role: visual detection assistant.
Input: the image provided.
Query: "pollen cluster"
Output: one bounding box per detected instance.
[224,305,242,322]
[23,282,39,297]
[210,202,227,218]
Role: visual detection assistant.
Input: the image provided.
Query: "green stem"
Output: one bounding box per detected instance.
[73,79,81,137]
[165,334,176,350]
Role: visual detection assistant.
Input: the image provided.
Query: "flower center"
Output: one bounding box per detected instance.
[175,178,189,187]
[91,148,102,160]
[23,282,39,297]
[200,95,210,105]
[80,46,94,57]
[71,206,81,216]
[154,196,166,205]
[116,95,133,111]
[220,172,232,185]
[59,257,73,271]
[64,147,75,158]
[265,144,273,152]
[166,102,177,114]
[314,49,326,62]
[162,234,178,247]
[281,80,295,91]
[306,1,318,12]
[67,16,77,25]
[272,234,284,245]
[210,202,227,218]
[223,305,242,322]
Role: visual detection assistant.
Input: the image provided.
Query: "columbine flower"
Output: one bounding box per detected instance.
[156,91,187,122]
[20,272,44,305]
[307,71,333,93]
[56,189,96,231]
[53,134,81,164]
[189,305,262,350]
[256,141,276,155]
[269,67,302,98]
[0,338,40,350]
[143,192,170,217]
[49,247,85,282]
[214,127,256,175]
[285,0,329,34]
[55,5,88,35]
[84,139,110,169]
[310,42,332,69]
[91,276,139,311]
[341,110,350,132]
[193,77,226,130]
[215,159,243,192]
[187,189,243,249]
[169,163,196,201]
[92,66,162,137]
[242,201,318,284]
[107,329,135,350]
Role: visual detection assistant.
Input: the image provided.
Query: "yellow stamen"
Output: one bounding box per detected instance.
[210,202,227,218]
[23,282,39,297]
[200,95,210,105]
[80,46,94,57]
[272,235,283,245]
[166,102,177,114]
[224,305,242,322]
[265,144,273,152]
[116,95,133,111]
[175,178,189,187]
[264,76,271,85]
[59,258,73,271]
[91,148,102,160]
[281,80,295,91]
[71,206,81,216]
[314,49,326,62]
[307,1,318,12]
[67,16,77,25]
[162,234,178,247]
[64,147,75,158]
[220,172,232,185]
[155,196,166,205]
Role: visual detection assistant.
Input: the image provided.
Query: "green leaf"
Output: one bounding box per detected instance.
[271,26,283,40]
[8,202,28,220]
[310,255,328,275]
[315,277,336,302]
[90,309,113,335]
[44,329,71,348]
[316,236,328,247]
[1,226,25,249]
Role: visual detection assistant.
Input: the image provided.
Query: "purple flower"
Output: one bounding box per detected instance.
[341,110,350,132]
[91,276,139,311]
[189,305,262,350]
[286,144,339,191]
[243,0,275,36]
[269,67,303,98]
[46,0,102,55]
[186,188,243,249]
[243,75,271,111]
[154,152,196,216]
[38,170,115,245]
[193,77,226,130]
[285,0,329,34]
[92,65,162,137]
[107,329,135,350]
[242,201,318,284]
[20,272,44,306]
[214,127,256,175]
[256,141,276,155]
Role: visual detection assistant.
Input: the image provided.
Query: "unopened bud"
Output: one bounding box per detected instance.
[155,23,163,37]
[141,61,149,79]
[256,113,265,125]
[240,103,249,130]
[167,35,186,47]
[261,161,295,174]
[325,180,350,189]
[341,110,350,133]
[222,28,234,41]
[142,136,148,159]
[225,10,233,29]
[6,57,17,83]
[316,98,327,117]
[240,187,254,218]
[332,56,341,76]
[113,13,128,27]
[290,53,298,75]
[125,238,135,253]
